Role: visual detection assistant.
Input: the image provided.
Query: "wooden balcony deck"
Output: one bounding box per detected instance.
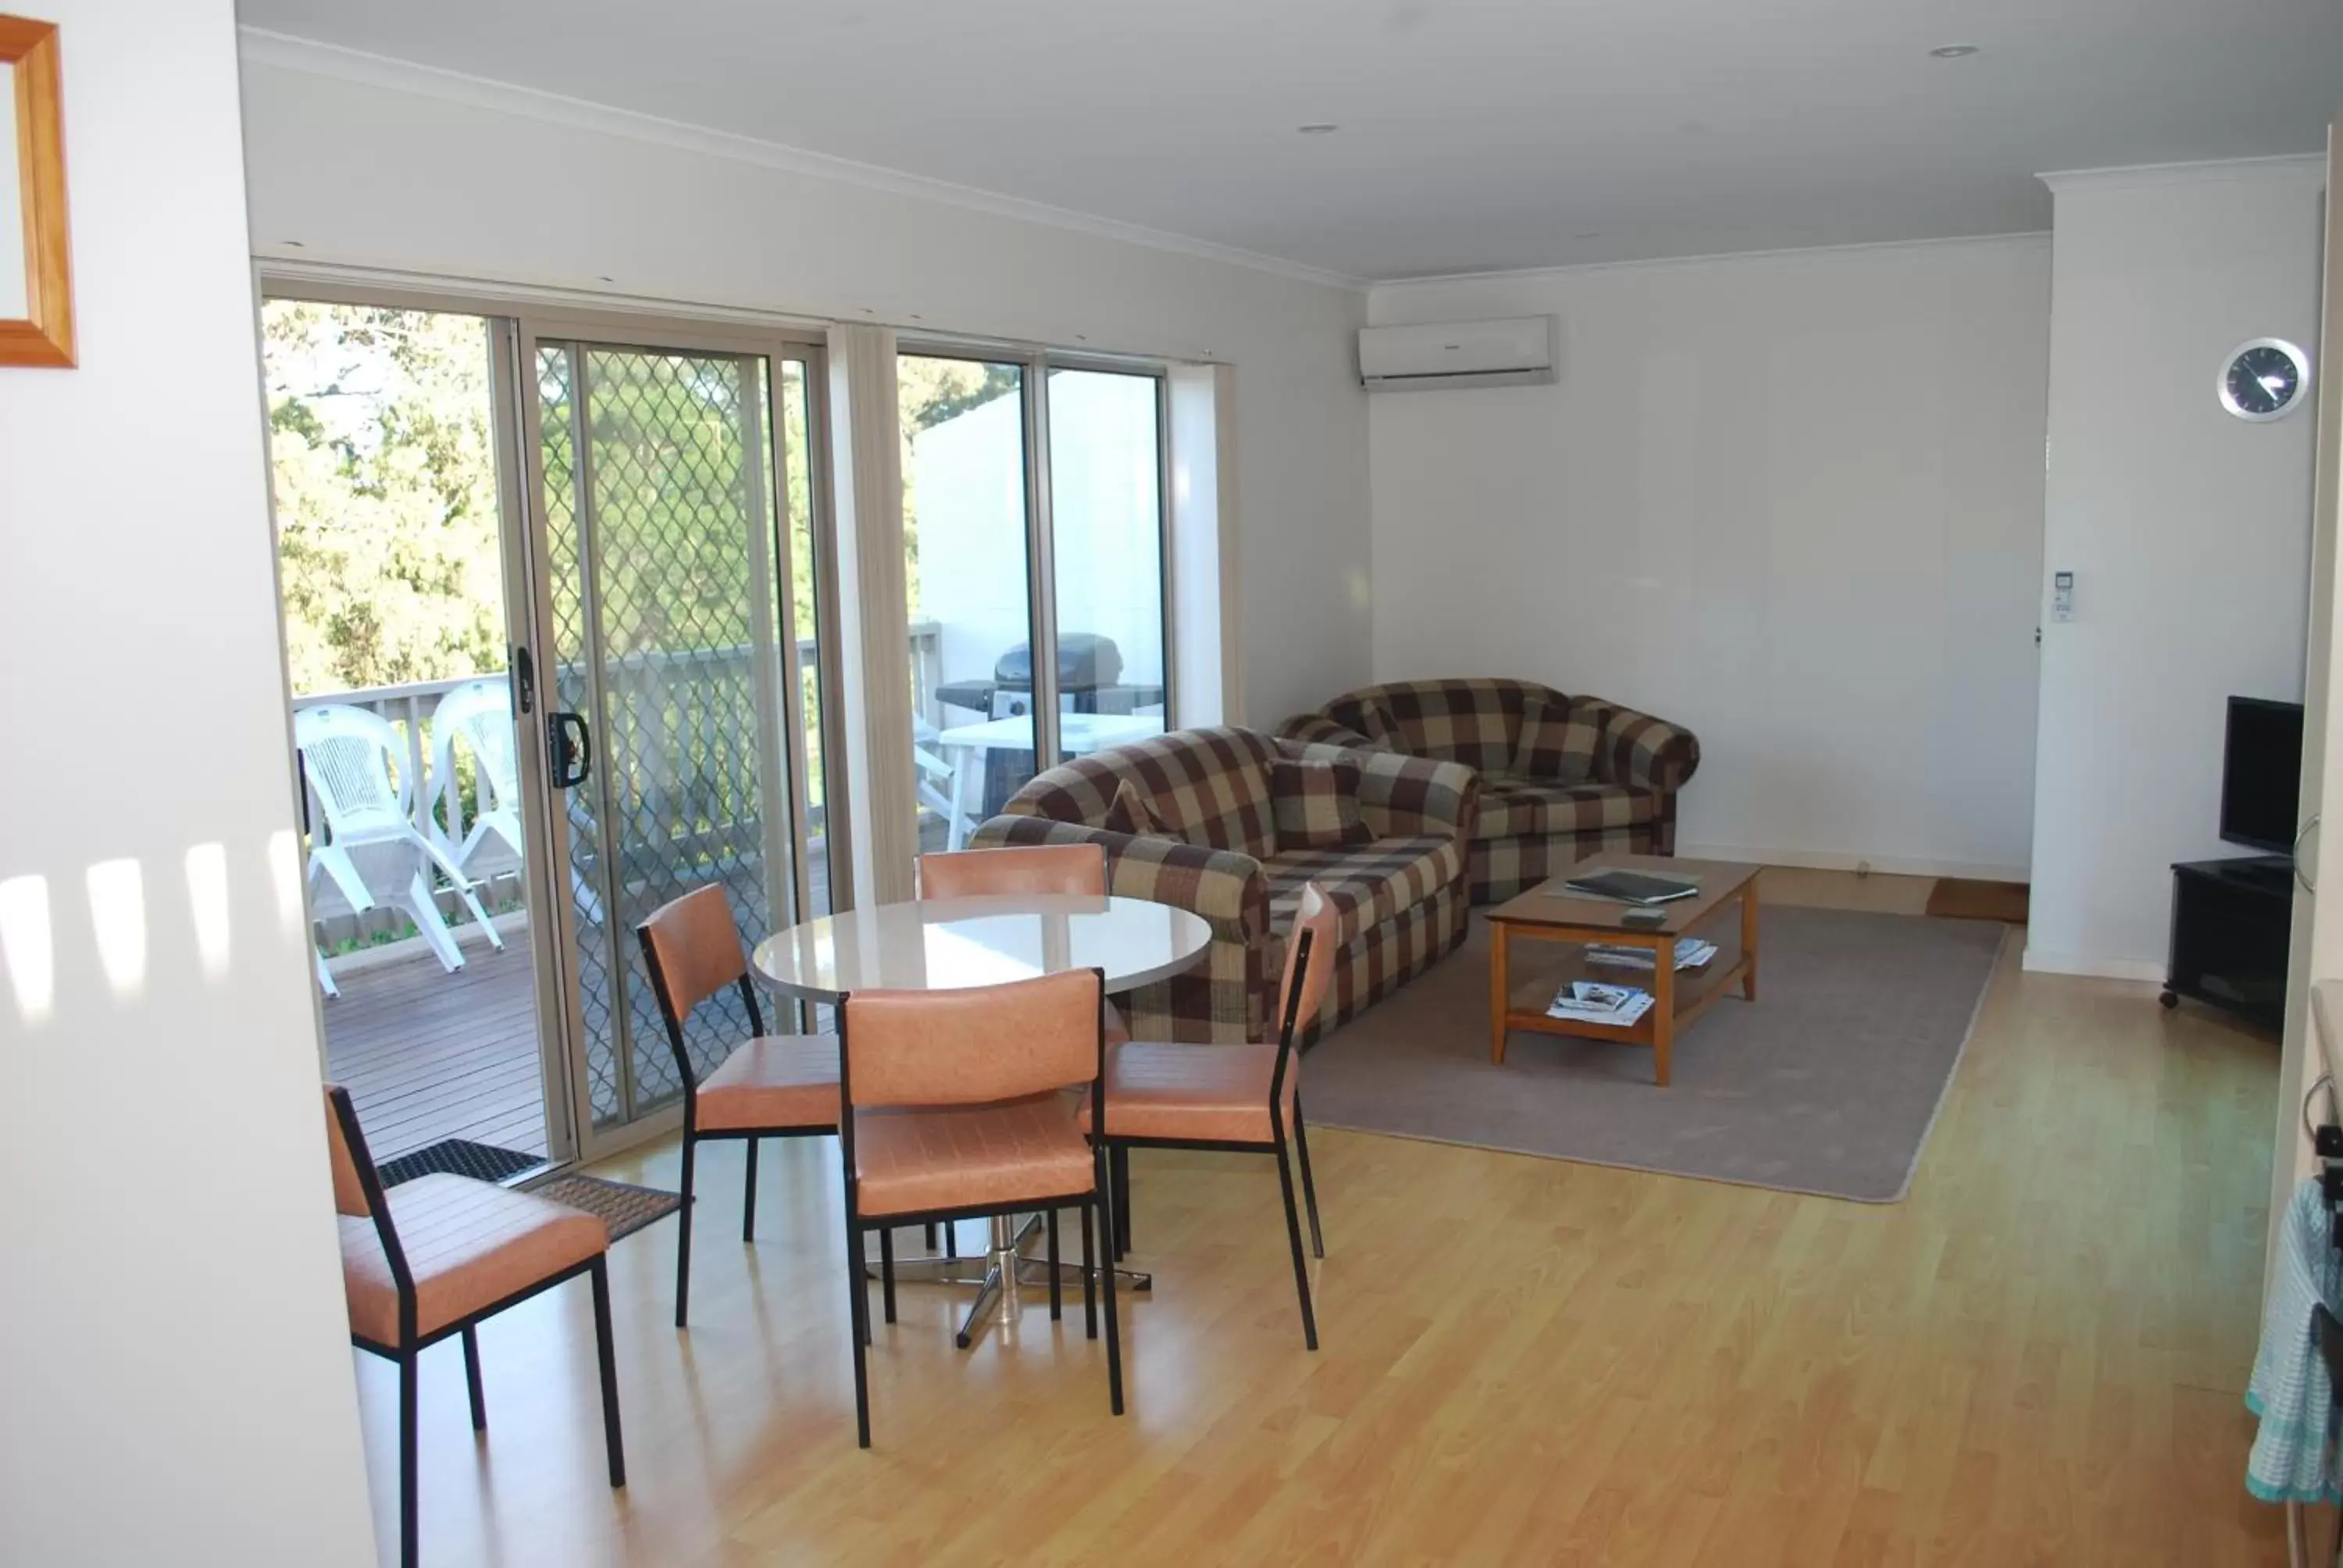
[323,931,548,1166]
[319,822,942,1164]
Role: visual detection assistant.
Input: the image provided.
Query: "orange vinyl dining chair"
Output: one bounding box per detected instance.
[915,843,1133,1042]
[637,884,841,1327]
[836,967,1122,1447]
[1080,882,1336,1349]
[324,1085,624,1568]
[915,843,1135,1254]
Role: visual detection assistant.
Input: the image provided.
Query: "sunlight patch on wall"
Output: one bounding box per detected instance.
[267,829,305,939]
[186,843,232,979]
[86,859,148,1000]
[0,875,53,1025]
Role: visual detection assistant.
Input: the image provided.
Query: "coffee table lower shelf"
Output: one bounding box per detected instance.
[1495,948,1753,1085]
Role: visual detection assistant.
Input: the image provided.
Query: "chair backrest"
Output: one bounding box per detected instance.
[1274,882,1339,1049]
[918,843,1107,900]
[322,1082,376,1217]
[841,968,1104,1110]
[294,704,410,833]
[635,885,761,1090]
[323,1083,419,1338]
[430,679,519,816]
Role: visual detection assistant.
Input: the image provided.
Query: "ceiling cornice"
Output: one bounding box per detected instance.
[2038,151,2325,194]
[1374,229,2053,292]
[236,27,1366,293]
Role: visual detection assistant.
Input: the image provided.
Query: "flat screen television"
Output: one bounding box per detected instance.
[2220,696,2306,853]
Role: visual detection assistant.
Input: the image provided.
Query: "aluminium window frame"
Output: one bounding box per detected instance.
[896,334,1179,776]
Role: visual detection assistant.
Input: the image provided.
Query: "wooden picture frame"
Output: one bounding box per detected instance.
[0,14,72,368]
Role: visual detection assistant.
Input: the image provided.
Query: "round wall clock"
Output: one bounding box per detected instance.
[2218,338,2312,422]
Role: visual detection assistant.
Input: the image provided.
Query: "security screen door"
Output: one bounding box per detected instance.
[523,327,830,1150]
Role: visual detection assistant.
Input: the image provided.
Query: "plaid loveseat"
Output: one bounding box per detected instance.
[1278,679,1699,905]
[968,726,1477,1046]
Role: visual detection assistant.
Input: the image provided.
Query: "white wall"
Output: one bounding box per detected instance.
[1368,237,2052,878]
[2027,159,2327,978]
[0,5,375,1564]
[234,47,1371,729]
[913,374,1167,704]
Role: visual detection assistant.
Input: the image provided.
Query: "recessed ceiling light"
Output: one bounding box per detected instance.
[1928,44,1979,59]
[1297,123,1339,135]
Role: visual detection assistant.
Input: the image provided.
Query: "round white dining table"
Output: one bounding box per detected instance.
[748,893,1211,1342]
[750,893,1211,1003]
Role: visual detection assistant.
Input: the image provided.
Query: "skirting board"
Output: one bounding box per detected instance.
[1676,843,2031,884]
[2019,947,2166,983]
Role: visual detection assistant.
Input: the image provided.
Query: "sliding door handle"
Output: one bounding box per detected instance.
[2297,814,2320,895]
[547,711,593,790]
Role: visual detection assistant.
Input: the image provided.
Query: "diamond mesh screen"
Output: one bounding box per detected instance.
[540,344,793,1129]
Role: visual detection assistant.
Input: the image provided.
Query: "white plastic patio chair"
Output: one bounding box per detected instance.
[295,704,493,980]
[913,718,974,849]
[427,679,526,898]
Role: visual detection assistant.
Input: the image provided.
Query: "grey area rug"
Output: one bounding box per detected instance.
[1304,906,2007,1203]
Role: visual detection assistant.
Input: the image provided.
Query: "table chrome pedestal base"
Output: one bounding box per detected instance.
[868,1212,1152,1349]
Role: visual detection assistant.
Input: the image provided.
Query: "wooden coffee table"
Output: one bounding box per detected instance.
[1486,855,1760,1086]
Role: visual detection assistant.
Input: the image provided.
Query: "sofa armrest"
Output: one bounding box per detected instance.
[1276,712,1385,751]
[1586,702,1701,793]
[1279,739,1479,845]
[966,814,1270,947]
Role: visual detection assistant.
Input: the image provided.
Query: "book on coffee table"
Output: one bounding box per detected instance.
[1560,868,1701,906]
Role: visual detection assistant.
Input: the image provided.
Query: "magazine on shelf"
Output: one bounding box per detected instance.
[1546,980,1655,1027]
[1585,939,1717,973]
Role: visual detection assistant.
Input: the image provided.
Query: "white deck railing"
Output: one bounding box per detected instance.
[292,622,943,950]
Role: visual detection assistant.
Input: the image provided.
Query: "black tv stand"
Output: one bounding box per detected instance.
[2161,855,2291,1030]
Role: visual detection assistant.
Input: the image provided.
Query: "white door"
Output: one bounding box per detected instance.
[2271,113,2343,1259]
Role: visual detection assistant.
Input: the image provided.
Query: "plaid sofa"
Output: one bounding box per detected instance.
[1278,679,1699,904]
[968,726,1477,1046]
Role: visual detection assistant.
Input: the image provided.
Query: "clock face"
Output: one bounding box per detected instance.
[2220,338,2311,421]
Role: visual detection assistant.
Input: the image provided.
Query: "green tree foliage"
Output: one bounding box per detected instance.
[265,301,507,695]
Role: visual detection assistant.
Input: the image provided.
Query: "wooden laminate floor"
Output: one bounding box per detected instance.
[344,870,2288,1566]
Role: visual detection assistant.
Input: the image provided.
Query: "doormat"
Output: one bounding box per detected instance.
[524,1174,684,1243]
[376,1138,545,1188]
[1924,878,2030,924]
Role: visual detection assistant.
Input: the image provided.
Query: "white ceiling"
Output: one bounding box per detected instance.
[239,0,2343,282]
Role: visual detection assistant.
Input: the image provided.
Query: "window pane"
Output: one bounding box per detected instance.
[900,355,1033,853]
[1047,368,1168,765]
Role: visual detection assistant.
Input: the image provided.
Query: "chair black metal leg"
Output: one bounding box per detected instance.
[1080,1192,1097,1339]
[879,1227,897,1324]
[1275,1139,1319,1351]
[945,1222,957,1260]
[742,1137,760,1242]
[844,1223,872,1448]
[460,1325,486,1432]
[673,1134,697,1328]
[1096,1152,1124,1415]
[589,1258,626,1488]
[1111,1145,1132,1258]
[1046,1207,1062,1320]
[1293,1100,1325,1260]
[397,1349,420,1568]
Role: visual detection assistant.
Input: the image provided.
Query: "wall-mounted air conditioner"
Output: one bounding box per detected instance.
[1357,315,1559,392]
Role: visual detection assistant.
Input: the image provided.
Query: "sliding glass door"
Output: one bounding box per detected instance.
[899,348,1170,836]
[526,326,834,1151]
